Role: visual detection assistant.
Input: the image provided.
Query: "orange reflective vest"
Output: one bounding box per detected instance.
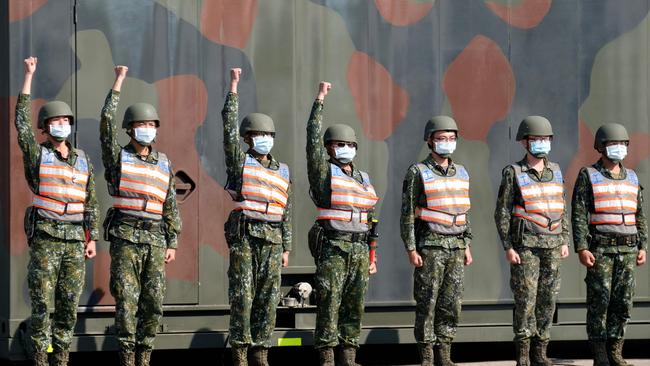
[587,167,638,235]
[113,149,171,220]
[317,164,378,233]
[33,146,89,222]
[512,163,564,235]
[230,155,290,222]
[415,163,470,235]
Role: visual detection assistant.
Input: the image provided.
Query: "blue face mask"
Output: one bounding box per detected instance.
[252,135,274,155]
[606,144,627,162]
[529,139,551,157]
[134,127,157,145]
[49,124,71,141]
[434,141,457,156]
[334,145,356,163]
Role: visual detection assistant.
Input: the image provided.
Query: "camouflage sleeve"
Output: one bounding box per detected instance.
[14,93,40,192]
[163,166,182,250]
[84,161,100,241]
[282,182,293,251]
[494,166,515,250]
[571,168,591,252]
[636,185,647,251]
[463,213,473,245]
[306,99,329,203]
[222,92,245,183]
[400,165,420,252]
[560,194,571,246]
[99,90,122,190]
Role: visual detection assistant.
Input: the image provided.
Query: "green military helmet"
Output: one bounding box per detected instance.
[239,113,275,137]
[37,101,74,129]
[324,124,357,145]
[594,123,629,150]
[516,116,553,141]
[122,103,160,129]
[423,116,458,141]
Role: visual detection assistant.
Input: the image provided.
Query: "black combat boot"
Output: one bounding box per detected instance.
[118,351,136,366]
[434,342,456,366]
[250,347,269,366]
[531,339,553,366]
[232,346,249,366]
[418,343,434,366]
[589,340,610,366]
[50,350,69,366]
[33,351,48,366]
[135,347,152,366]
[318,347,334,366]
[339,345,361,366]
[607,339,632,366]
[515,339,531,366]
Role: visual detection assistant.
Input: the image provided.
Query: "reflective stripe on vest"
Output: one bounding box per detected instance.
[587,167,639,233]
[34,146,88,221]
[234,155,290,222]
[316,164,378,233]
[415,163,470,235]
[512,162,564,234]
[114,149,171,220]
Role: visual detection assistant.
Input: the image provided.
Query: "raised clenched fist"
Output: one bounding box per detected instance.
[115,65,129,78]
[231,68,242,83]
[24,57,38,75]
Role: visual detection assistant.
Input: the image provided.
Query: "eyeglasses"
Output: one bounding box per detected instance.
[528,137,551,142]
[331,142,357,148]
[433,137,457,142]
[249,131,275,138]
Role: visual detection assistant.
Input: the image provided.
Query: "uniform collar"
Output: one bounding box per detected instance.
[246,150,280,170]
[43,140,77,165]
[594,159,627,179]
[517,155,549,173]
[125,143,159,163]
[424,154,455,176]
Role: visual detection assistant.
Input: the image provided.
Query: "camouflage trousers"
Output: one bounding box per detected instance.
[28,232,85,353]
[585,250,636,341]
[314,241,369,349]
[510,246,561,341]
[109,238,166,352]
[414,247,464,345]
[227,235,283,348]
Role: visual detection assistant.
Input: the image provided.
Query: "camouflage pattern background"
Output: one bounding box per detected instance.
[1,0,649,355]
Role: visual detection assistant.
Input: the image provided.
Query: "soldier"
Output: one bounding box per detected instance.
[222,68,292,366]
[571,123,647,366]
[307,81,378,366]
[100,66,181,366]
[494,116,570,366]
[15,57,98,366]
[401,116,473,366]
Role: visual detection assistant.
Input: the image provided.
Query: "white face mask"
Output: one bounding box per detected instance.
[252,135,274,155]
[133,127,157,145]
[529,139,551,157]
[434,141,457,156]
[334,145,356,163]
[606,144,627,162]
[49,124,71,141]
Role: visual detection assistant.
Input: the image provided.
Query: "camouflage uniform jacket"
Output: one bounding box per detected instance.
[400,155,472,251]
[221,92,292,251]
[494,156,570,250]
[15,93,99,241]
[306,99,375,252]
[571,159,647,254]
[100,90,181,249]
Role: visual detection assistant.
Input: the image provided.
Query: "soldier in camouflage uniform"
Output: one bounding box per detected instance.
[15,57,99,366]
[100,66,181,366]
[571,123,647,366]
[400,116,473,366]
[494,117,570,366]
[222,68,292,366]
[307,82,379,366]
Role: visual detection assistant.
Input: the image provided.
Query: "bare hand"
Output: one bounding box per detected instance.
[317,81,332,100]
[230,68,242,83]
[282,251,290,267]
[114,65,129,78]
[506,248,521,265]
[369,261,377,275]
[578,249,595,268]
[464,247,473,266]
[560,244,569,259]
[165,249,176,264]
[84,240,96,259]
[408,250,423,267]
[637,249,647,266]
[24,57,37,75]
